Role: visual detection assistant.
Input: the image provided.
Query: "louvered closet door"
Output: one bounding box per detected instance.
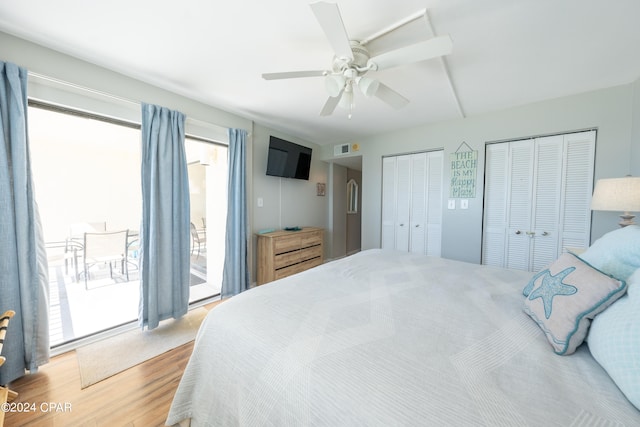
[381,151,443,255]
[505,140,535,271]
[381,156,397,249]
[530,135,563,272]
[395,155,412,251]
[482,131,595,272]
[482,143,509,266]
[560,130,596,251]
[409,153,427,253]
[425,151,443,256]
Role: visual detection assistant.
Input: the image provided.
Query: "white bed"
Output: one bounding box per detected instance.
[166,247,640,426]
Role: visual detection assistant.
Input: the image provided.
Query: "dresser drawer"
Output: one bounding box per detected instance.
[299,245,322,262]
[275,257,323,281]
[274,245,322,269]
[274,250,302,269]
[300,230,322,248]
[273,235,302,254]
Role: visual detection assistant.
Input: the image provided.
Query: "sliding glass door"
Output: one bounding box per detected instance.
[29,105,142,346]
[29,105,227,347]
[185,137,227,302]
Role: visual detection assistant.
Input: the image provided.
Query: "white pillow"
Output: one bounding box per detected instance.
[588,268,640,410]
[523,253,627,355]
[579,225,640,281]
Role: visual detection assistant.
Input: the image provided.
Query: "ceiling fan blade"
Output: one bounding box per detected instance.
[369,35,453,71]
[310,1,353,61]
[361,10,431,58]
[262,70,327,80]
[375,83,409,109]
[320,91,343,116]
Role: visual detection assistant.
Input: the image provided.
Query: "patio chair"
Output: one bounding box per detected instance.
[82,229,129,289]
[190,222,206,259]
[45,240,78,277]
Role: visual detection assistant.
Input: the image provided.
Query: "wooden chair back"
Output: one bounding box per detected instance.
[0,310,15,368]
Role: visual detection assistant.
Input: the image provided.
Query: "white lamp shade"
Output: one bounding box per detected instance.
[357,76,380,97]
[591,176,640,212]
[325,75,345,98]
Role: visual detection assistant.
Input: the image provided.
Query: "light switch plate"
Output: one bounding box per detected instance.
[461,199,469,209]
[448,199,456,209]
[257,197,264,208]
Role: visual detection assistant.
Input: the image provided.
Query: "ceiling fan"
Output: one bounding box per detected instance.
[262,1,453,118]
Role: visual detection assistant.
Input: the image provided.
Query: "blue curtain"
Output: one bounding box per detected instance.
[0,61,50,384]
[221,128,250,298]
[139,103,190,330]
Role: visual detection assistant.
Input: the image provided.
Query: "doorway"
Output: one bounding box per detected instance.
[331,156,362,258]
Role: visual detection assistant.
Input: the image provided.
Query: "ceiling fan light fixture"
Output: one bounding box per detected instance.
[357,76,380,97]
[338,85,354,111]
[264,3,453,117]
[325,74,346,97]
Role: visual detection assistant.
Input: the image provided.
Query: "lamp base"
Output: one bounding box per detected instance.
[619,212,636,227]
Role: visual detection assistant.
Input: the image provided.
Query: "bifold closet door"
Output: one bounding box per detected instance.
[381,151,443,256]
[381,156,397,250]
[394,155,412,251]
[482,130,595,272]
[425,151,443,256]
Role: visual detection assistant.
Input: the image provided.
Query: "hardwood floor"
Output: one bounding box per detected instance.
[4,300,223,427]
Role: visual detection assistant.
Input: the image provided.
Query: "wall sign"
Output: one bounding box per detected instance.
[450,141,477,198]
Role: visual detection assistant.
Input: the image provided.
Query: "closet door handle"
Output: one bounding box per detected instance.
[415,224,420,228]
[515,230,522,235]
[542,231,549,236]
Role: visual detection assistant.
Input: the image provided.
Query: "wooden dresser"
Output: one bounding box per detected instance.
[256,227,324,285]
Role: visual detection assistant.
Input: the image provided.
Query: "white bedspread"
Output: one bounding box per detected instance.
[167,249,640,426]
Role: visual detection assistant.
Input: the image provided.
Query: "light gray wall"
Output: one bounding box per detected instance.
[251,123,329,267]
[322,83,637,264]
[1,32,249,132]
[632,79,640,176]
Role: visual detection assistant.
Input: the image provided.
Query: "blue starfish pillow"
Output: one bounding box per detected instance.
[523,253,627,355]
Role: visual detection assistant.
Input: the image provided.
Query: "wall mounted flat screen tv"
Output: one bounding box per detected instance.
[266,136,312,180]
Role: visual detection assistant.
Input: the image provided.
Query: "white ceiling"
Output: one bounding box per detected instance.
[1,0,640,146]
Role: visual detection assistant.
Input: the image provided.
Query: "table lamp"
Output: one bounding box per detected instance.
[591,176,640,227]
